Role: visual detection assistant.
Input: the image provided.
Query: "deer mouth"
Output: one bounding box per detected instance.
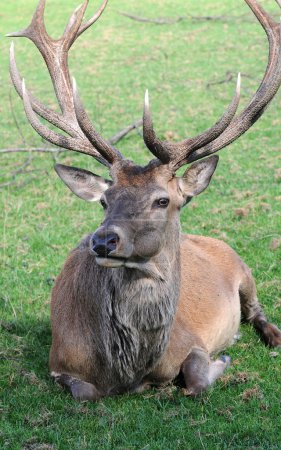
[95,255,151,270]
[95,256,164,279]
[95,256,126,268]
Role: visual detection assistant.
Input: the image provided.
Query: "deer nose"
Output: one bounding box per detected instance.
[91,232,119,257]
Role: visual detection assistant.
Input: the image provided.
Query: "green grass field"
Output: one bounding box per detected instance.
[1,0,281,448]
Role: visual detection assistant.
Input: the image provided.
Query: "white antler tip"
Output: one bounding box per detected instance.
[144,89,149,107]
[22,78,26,94]
[237,72,241,92]
[72,77,77,93]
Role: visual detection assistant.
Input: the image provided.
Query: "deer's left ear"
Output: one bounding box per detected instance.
[178,155,219,201]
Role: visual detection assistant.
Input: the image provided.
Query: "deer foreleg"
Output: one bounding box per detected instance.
[51,373,103,402]
[181,349,231,396]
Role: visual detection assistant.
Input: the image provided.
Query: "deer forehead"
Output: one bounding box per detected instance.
[109,159,174,190]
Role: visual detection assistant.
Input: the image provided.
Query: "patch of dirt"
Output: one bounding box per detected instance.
[220,371,260,387]
[274,168,281,180]
[216,406,234,421]
[234,207,250,218]
[22,442,55,450]
[240,385,263,401]
[20,370,42,386]
[231,189,254,200]
[269,238,281,251]
[260,202,271,212]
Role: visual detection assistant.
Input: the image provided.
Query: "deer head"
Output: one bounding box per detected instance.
[8,0,281,270]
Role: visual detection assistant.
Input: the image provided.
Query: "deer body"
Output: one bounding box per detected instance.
[9,0,281,402]
[49,229,249,399]
[49,161,273,401]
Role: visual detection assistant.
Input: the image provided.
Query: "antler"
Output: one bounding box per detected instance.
[9,0,281,171]
[143,0,281,171]
[8,0,122,167]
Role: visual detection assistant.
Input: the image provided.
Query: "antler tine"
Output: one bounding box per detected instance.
[6,0,47,41]
[62,1,89,50]
[73,78,123,164]
[143,74,241,166]
[77,0,109,37]
[7,0,120,167]
[21,79,109,166]
[9,42,78,137]
[143,90,171,164]
[185,0,281,165]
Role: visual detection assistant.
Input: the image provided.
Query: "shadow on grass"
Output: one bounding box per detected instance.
[1,317,51,381]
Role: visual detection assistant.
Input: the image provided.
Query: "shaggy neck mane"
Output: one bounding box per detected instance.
[76,223,181,392]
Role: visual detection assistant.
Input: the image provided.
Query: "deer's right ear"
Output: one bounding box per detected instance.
[55,164,111,202]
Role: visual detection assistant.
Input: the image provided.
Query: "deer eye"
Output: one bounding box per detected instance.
[100,199,107,209]
[156,198,170,208]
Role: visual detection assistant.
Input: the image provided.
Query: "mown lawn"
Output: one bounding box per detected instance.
[0,0,280,449]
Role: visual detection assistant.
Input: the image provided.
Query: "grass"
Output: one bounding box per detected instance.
[0,0,281,448]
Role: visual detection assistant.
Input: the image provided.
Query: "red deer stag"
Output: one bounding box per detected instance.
[8,0,281,401]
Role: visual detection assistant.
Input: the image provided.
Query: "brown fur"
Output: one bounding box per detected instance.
[50,161,281,401]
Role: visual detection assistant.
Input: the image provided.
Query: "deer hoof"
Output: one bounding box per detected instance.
[52,372,102,402]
